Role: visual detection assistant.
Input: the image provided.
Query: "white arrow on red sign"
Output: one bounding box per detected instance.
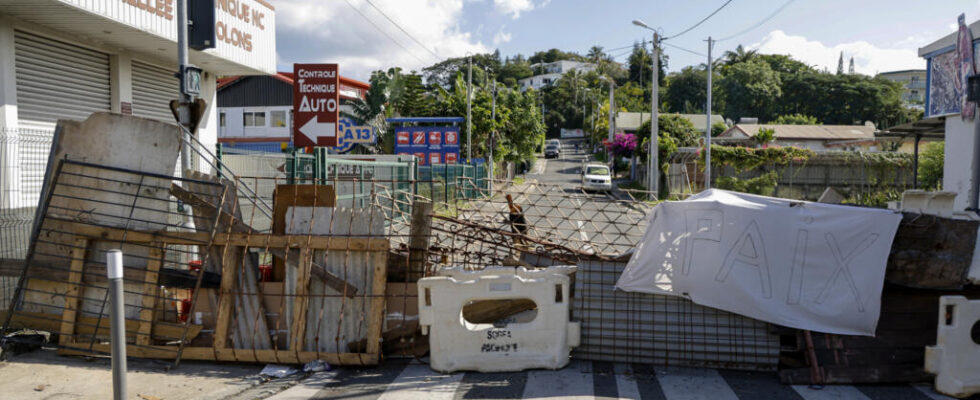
[297,115,336,146]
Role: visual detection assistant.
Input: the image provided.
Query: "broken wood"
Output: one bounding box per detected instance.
[885,212,977,290]
[0,311,202,343]
[407,201,433,281]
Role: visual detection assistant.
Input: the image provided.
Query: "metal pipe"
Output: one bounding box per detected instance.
[650,32,660,196]
[466,56,472,162]
[705,37,714,190]
[971,109,980,210]
[107,249,127,400]
[490,84,496,192]
[913,134,921,190]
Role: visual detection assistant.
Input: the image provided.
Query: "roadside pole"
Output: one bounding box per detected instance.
[705,36,714,190]
[107,250,127,400]
[175,0,197,260]
[650,32,660,196]
[490,83,496,192]
[467,56,472,162]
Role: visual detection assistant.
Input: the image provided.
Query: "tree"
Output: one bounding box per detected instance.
[664,66,724,114]
[721,45,757,67]
[774,113,819,124]
[498,56,533,88]
[711,121,728,136]
[345,70,392,152]
[394,72,433,117]
[754,127,775,147]
[720,59,782,121]
[837,51,844,75]
[918,141,944,189]
[587,46,606,64]
[637,113,701,150]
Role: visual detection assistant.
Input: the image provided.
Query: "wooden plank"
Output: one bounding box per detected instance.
[57,238,88,346]
[4,311,202,342]
[52,220,388,251]
[407,201,433,282]
[212,245,239,351]
[58,344,378,366]
[136,245,164,346]
[273,184,337,282]
[289,248,313,351]
[366,251,388,356]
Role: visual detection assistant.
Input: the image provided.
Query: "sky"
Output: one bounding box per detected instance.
[273,0,980,82]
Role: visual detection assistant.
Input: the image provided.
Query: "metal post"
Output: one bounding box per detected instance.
[489,84,496,192]
[175,0,197,261]
[913,134,921,190]
[971,107,980,210]
[650,33,660,195]
[107,249,127,400]
[607,79,615,143]
[704,36,714,190]
[466,56,472,162]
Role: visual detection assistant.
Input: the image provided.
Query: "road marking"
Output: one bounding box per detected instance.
[792,385,872,400]
[522,362,594,399]
[656,367,739,400]
[376,362,464,400]
[264,371,340,400]
[614,363,642,400]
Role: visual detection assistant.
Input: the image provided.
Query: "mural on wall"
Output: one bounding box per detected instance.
[929,50,960,117]
[958,13,976,120]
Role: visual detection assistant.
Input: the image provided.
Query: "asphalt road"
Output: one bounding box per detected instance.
[515,138,649,255]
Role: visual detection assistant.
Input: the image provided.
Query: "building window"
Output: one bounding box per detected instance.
[219,113,226,127]
[244,112,266,127]
[270,110,287,127]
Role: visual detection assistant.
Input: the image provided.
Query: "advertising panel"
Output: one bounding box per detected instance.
[293,63,339,147]
[394,126,460,166]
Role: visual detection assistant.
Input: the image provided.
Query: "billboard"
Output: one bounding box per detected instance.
[394,126,460,166]
[293,63,339,147]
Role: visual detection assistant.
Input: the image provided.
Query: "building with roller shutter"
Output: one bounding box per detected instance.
[0,0,277,209]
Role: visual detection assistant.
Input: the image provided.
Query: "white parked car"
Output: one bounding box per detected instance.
[581,163,612,192]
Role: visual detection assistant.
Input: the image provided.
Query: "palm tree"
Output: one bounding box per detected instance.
[587,46,606,64]
[722,45,758,66]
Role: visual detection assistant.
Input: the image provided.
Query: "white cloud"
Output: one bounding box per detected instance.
[274,0,488,80]
[750,30,925,75]
[494,0,534,19]
[493,29,512,45]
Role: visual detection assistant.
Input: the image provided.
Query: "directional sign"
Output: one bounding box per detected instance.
[293,63,339,147]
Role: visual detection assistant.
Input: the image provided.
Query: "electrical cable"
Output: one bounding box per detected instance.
[663,0,734,40]
[716,0,796,42]
[342,0,428,64]
[364,0,442,61]
[662,42,707,57]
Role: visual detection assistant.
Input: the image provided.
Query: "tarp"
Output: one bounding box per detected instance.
[616,189,902,336]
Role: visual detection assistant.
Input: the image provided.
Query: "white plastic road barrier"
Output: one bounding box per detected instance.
[418,266,580,373]
[925,296,980,398]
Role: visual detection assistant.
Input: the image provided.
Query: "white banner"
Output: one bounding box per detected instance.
[616,189,902,336]
[560,128,585,138]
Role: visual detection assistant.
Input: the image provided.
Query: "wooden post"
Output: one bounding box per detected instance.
[407,201,433,281]
[289,248,313,351]
[136,245,164,346]
[58,238,89,346]
[365,251,388,360]
[213,245,241,350]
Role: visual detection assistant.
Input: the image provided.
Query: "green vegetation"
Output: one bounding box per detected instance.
[774,113,819,125]
[711,121,727,137]
[753,127,775,146]
[918,141,945,190]
[715,172,779,196]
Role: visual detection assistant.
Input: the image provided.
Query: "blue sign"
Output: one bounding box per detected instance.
[329,117,376,153]
[393,125,460,165]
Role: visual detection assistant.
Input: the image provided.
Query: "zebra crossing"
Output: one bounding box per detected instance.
[264,360,955,400]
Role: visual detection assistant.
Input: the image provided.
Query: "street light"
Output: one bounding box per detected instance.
[632,19,660,197]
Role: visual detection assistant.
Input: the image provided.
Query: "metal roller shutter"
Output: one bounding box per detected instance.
[132,61,179,122]
[14,30,111,125]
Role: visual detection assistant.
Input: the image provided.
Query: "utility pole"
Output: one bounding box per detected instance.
[649,32,660,195]
[177,0,191,172]
[466,56,472,162]
[490,83,496,191]
[607,78,615,143]
[705,36,714,190]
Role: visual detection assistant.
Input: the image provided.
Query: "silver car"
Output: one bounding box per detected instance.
[581,163,612,191]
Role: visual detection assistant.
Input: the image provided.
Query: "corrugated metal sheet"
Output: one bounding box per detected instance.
[217,75,293,107]
[572,259,780,371]
[14,30,111,125]
[132,60,179,122]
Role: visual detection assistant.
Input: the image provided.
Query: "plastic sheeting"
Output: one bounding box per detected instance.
[616,189,902,336]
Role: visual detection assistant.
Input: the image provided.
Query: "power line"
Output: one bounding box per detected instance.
[662,42,707,57]
[363,0,441,61]
[342,0,428,64]
[716,0,796,42]
[664,0,734,40]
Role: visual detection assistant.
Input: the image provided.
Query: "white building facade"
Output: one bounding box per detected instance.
[0,0,276,208]
[518,60,596,91]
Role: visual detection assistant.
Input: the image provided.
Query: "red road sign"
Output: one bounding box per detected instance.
[445,130,458,145]
[293,63,339,147]
[412,131,426,145]
[397,131,410,145]
[429,131,441,145]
